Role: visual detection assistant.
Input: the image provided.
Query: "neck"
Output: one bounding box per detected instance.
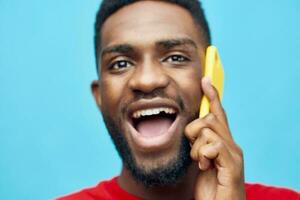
[118,162,199,200]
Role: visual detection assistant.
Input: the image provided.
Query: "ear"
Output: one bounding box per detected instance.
[91,80,102,110]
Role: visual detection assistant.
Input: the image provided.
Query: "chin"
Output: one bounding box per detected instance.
[102,101,195,187]
[125,135,192,187]
[133,142,182,172]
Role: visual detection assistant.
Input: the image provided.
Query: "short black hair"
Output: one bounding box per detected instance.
[94,0,211,69]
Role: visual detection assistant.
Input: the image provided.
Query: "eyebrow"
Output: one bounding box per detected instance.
[101,44,134,57]
[101,38,198,58]
[156,38,198,50]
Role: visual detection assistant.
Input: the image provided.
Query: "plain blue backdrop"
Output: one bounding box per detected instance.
[0,0,299,199]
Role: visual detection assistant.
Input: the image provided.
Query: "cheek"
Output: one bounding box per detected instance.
[173,70,203,113]
[100,77,127,113]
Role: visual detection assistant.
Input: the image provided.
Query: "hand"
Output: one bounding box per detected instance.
[184,77,246,200]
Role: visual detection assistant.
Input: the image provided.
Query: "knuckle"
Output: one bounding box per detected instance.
[201,128,211,138]
[190,150,197,161]
[235,145,244,157]
[205,113,217,125]
[232,146,244,166]
[184,119,204,141]
[215,141,225,150]
[184,126,193,138]
[184,124,191,133]
[198,146,206,156]
[190,146,198,160]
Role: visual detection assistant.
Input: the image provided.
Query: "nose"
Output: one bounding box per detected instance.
[128,59,169,94]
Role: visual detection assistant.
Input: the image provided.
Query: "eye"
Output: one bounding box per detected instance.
[164,55,190,63]
[109,60,133,71]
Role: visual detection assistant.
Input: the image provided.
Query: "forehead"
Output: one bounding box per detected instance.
[101,1,203,50]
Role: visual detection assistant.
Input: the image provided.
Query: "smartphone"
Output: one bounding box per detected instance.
[199,46,225,118]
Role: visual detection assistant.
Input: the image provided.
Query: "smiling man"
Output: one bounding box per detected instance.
[57,0,300,200]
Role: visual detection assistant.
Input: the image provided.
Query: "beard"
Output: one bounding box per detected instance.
[102,111,194,187]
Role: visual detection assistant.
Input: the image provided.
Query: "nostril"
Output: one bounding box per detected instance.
[128,69,170,94]
[132,88,166,99]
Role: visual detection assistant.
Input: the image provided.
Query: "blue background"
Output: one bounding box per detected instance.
[0,0,299,199]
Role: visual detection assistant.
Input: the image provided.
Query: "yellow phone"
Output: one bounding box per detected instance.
[199,46,225,118]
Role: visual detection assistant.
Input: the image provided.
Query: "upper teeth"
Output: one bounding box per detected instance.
[132,107,176,119]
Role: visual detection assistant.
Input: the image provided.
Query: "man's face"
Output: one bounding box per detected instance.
[93,1,205,186]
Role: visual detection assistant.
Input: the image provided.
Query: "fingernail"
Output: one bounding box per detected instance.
[198,162,202,170]
[203,76,213,90]
[203,76,212,85]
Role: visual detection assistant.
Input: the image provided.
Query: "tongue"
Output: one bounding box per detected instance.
[136,116,173,137]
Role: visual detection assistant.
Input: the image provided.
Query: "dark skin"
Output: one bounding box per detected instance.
[92,1,245,200]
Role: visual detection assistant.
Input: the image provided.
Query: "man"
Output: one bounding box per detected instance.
[58,0,300,199]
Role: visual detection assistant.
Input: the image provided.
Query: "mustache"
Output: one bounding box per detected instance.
[121,88,185,115]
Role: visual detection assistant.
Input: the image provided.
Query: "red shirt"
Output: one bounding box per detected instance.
[57,177,300,200]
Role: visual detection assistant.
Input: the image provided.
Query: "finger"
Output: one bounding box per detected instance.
[185,113,232,143]
[200,140,234,169]
[201,76,228,126]
[190,128,229,171]
[190,128,214,170]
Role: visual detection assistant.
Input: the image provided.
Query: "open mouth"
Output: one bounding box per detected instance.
[130,107,177,138]
[126,99,181,150]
